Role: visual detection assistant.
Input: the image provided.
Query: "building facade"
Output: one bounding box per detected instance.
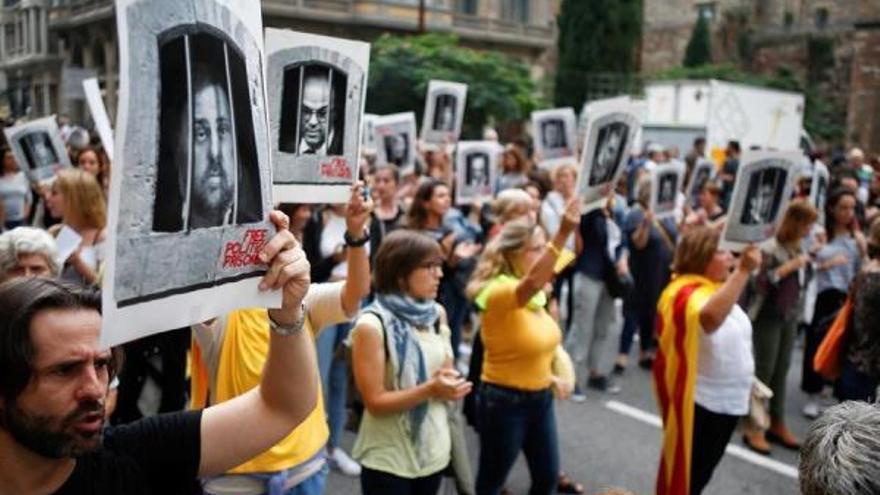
[641,0,880,152]
[0,0,559,125]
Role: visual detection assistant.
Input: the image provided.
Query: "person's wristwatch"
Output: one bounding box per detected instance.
[344,229,370,248]
[268,302,307,336]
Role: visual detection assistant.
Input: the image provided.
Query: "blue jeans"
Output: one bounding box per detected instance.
[475,383,559,495]
[287,463,328,495]
[835,361,879,403]
[203,461,328,495]
[316,322,351,448]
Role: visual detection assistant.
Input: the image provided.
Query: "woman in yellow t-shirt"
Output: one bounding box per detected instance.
[467,199,579,495]
[351,230,473,495]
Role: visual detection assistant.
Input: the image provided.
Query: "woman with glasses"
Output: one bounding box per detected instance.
[350,230,472,495]
[467,199,579,495]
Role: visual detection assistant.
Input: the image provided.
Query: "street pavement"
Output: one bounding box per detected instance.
[326,339,825,494]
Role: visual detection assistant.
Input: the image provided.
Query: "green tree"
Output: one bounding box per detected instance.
[683,14,712,67]
[366,34,541,138]
[554,0,643,109]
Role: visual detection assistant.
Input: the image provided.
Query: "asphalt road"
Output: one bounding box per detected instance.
[326,338,822,495]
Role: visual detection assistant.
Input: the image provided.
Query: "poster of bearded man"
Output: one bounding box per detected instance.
[268,29,370,203]
[3,116,71,184]
[103,0,278,347]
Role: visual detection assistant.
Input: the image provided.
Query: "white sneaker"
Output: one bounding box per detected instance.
[802,400,820,419]
[329,447,361,476]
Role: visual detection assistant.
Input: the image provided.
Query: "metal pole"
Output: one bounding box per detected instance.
[418,0,426,33]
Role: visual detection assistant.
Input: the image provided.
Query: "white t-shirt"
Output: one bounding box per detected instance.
[0,171,30,222]
[694,304,754,415]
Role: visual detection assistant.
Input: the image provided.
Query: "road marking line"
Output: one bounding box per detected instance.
[604,400,799,480]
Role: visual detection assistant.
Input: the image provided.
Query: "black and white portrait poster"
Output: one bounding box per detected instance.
[374,112,417,171]
[531,107,577,168]
[650,161,685,220]
[362,113,379,154]
[83,78,115,161]
[267,28,369,204]
[421,80,467,146]
[575,98,641,212]
[810,159,829,226]
[455,141,497,206]
[104,0,278,347]
[686,158,716,208]
[3,116,71,183]
[720,150,800,251]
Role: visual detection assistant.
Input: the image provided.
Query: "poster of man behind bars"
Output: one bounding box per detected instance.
[103,0,278,347]
[267,28,370,204]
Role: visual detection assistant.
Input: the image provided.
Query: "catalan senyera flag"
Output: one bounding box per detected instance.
[652,274,719,495]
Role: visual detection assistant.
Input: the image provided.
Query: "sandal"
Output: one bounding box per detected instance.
[558,473,585,494]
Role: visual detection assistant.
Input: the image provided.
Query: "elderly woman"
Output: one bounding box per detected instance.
[0,226,60,282]
[351,230,472,495]
[743,200,818,454]
[653,227,761,495]
[467,198,579,495]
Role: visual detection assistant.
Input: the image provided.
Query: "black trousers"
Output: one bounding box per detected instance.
[361,467,443,495]
[802,289,847,395]
[690,403,738,495]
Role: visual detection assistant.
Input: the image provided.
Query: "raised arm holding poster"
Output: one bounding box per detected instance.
[574,97,641,212]
[267,28,370,204]
[455,140,498,206]
[719,150,800,251]
[374,111,417,171]
[651,160,686,220]
[421,80,467,146]
[3,116,71,184]
[103,0,278,347]
[532,107,577,169]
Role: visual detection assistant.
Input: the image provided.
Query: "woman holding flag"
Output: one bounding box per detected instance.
[653,227,761,495]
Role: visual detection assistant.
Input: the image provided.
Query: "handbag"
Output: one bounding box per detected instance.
[742,378,774,432]
[813,295,854,380]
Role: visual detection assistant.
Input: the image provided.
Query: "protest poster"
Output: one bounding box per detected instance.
[686,158,716,208]
[455,140,498,205]
[3,116,71,183]
[103,0,279,347]
[421,80,467,146]
[651,160,685,220]
[267,28,370,204]
[82,78,115,161]
[532,107,577,169]
[374,112,417,171]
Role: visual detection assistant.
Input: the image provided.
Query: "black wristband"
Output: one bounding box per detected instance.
[344,229,370,247]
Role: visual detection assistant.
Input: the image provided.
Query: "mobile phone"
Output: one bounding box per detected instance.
[361,186,370,201]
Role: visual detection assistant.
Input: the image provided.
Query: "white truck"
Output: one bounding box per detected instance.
[641,79,807,162]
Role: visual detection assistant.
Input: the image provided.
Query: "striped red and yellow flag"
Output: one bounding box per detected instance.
[652,274,717,495]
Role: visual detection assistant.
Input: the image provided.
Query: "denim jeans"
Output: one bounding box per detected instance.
[475,383,559,495]
[202,460,328,495]
[315,322,351,448]
[834,361,879,403]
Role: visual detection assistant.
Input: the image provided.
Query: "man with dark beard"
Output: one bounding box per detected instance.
[0,212,319,494]
[189,70,236,229]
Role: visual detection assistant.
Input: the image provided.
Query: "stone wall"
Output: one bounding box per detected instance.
[847,24,880,153]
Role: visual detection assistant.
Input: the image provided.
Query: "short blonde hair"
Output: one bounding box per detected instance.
[467,220,542,299]
[54,169,106,230]
[491,188,533,223]
[550,163,578,183]
[672,226,720,275]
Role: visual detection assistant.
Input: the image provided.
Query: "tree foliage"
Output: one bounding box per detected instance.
[366,34,542,138]
[683,14,712,67]
[553,0,643,109]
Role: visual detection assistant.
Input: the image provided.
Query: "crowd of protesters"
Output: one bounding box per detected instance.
[1,115,880,495]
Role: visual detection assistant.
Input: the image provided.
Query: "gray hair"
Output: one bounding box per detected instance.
[0,227,61,277]
[799,401,880,495]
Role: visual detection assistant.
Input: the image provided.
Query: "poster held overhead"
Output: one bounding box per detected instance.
[362,113,379,154]
[810,160,829,225]
[104,0,278,347]
[82,78,115,161]
[531,107,577,169]
[374,112,417,172]
[651,161,685,220]
[686,158,716,208]
[455,140,498,206]
[719,150,800,252]
[575,97,641,212]
[3,116,71,184]
[267,28,370,204]
[421,80,467,146]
